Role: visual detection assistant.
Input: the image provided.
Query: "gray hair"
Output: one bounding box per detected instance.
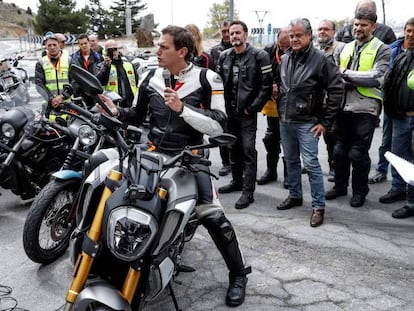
[288,18,312,35]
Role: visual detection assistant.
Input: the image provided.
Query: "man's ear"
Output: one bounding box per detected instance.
[179,47,188,59]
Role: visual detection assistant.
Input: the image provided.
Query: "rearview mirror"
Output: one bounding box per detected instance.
[70,64,103,95]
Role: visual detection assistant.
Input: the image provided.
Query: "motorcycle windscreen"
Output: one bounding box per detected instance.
[70,64,103,95]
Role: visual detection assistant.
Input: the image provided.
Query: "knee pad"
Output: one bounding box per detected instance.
[334,143,347,158]
[200,210,235,244]
[348,146,364,162]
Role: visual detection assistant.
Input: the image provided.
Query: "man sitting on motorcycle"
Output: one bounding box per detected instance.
[97,25,251,307]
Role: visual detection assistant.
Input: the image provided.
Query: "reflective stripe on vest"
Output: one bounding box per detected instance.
[41,52,70,96]
[340,37,383,101]
[105,62,137,95]
[407,68,414,90]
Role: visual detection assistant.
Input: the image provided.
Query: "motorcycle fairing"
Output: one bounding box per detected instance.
[72,279,131,311]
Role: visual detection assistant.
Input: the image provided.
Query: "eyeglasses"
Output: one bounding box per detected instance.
[107,48,118,51]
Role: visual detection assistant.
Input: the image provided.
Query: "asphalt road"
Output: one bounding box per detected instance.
[1,109,414,310]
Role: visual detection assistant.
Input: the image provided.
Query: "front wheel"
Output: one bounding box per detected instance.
[23,179,81,264]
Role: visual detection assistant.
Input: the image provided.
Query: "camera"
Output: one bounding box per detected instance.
[107,48,115,60]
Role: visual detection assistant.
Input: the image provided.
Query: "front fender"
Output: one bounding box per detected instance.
[73,280,131,311]
[52,170,83,180]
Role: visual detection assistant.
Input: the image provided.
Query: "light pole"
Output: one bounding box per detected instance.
[254,10,269,46]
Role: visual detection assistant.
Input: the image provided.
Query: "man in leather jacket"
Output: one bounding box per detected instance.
[98,25,251,307]
[217,20,273,210]
[276,18,343,227]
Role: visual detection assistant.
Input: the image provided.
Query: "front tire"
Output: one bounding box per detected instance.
[23,179,81,264]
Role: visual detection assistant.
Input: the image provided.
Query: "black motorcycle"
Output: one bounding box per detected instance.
[0,55,30,110]
[0,106,74,200]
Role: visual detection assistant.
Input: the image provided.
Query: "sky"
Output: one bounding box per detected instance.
[8,0,414,32]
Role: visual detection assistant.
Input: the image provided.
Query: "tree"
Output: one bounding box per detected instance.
[108,0,147,37]
[204,0,238,37]
[87,0,111,38]
[33,0,88,35]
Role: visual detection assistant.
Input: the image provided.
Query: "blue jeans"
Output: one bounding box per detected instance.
[376,113,392,174]
[280,121,325,209]
[391,117,413,202]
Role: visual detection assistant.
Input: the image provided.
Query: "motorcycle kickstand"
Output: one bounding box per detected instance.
[168,282,182,311]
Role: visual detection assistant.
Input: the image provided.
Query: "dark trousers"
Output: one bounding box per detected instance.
[333,112,377,195]
[227,111,258,194]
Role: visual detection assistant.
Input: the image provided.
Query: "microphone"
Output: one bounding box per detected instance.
[162,69,172,88]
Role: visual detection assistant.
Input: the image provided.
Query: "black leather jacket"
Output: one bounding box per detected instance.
[118,64,227,152]
[217,44,273,115]
[277,43,343,129]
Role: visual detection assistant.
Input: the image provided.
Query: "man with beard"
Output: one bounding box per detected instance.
[217,20,273,209]
[325,8,391,207]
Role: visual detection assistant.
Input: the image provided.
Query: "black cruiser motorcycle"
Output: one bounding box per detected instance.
[0,106,74,200]
[58,66,236,311]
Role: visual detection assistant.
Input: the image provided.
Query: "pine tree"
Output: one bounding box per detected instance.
[33,0,88,35]
[108,0,147,36]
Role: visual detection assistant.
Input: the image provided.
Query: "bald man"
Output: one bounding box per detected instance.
[96,39,138,107]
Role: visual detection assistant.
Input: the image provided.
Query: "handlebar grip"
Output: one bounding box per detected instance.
[199,158,211,167]
[63,101,94,120]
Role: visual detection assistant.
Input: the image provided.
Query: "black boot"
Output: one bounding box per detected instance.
[282,156,288,189]
[257,154,278,185]
[200,211,251,306]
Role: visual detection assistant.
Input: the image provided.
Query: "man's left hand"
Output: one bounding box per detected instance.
[311,124,326,137]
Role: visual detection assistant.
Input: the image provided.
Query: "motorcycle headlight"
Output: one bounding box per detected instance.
[107,206,157,261]
[1,122,16,139]
[78,125,97,146]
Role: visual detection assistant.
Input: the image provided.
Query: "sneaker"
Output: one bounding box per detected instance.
[219,165,231,176]
[368,171,386,184]
[235,192,254,209]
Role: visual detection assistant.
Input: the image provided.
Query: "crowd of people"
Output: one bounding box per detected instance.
[32,0,414,307]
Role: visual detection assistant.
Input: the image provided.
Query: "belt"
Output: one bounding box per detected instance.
[406,111,414,116]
